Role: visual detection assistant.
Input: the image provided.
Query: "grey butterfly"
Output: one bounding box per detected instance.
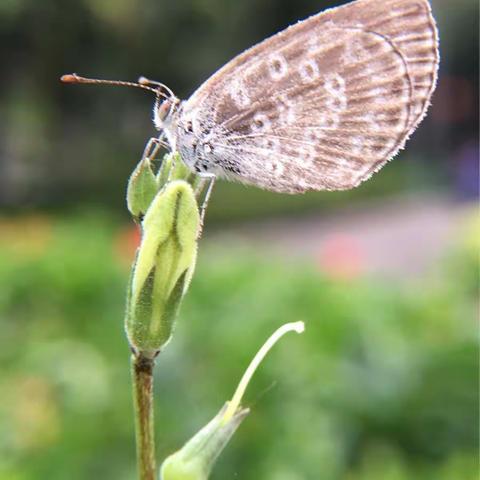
[69,0,440,194]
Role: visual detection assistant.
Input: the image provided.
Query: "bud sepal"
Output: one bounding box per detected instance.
[126,157,159,221]
[160,403,249,480]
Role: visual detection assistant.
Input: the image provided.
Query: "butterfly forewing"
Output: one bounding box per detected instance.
[179,0,439,193]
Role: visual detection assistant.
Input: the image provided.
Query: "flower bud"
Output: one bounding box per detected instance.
[125,180,200,357]
[157,152,194,188]
[126,157,159,220]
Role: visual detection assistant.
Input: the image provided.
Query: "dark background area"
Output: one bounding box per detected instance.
[0,0,478,219]
[0,1,478,479]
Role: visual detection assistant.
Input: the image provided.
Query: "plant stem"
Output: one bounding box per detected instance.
[132,353,156,480]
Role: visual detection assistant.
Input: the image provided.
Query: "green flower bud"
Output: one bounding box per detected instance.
[126,157,159,220]
[160,403,249,480]
[157,153,212,208]
[157,153,194,189]
[125,180,200,357]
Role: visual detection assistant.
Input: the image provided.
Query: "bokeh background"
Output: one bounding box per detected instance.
[0,0,478,479]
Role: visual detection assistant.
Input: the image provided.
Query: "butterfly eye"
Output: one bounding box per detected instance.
[157,99,172,122]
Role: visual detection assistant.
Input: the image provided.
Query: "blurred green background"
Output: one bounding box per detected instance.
[0,0,478,479]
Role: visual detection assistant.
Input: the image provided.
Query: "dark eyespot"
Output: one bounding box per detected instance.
[332,98,343,109]
[304,64,315,76]
[272,60,282,72]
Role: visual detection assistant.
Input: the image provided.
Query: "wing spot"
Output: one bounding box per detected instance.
[323,73,347,112]
[299,59,320,83]
[331,97,346,110]
[251,113,271,132]
[204,143,213,154]
[322,114,341,128]
[301,145,317,169]
[266,160,284,177]
[261,137,281,152]
[228,78,251,108]
[276,94,296,124]
[268,53,288,80]
[309,131,319,142]
[324,74,345,94]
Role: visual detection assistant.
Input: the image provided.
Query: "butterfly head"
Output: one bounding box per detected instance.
[153,95,180,131]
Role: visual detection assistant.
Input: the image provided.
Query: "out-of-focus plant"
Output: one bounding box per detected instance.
[0,211,477,479]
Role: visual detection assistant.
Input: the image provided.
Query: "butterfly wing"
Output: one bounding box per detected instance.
[181,0,439,193]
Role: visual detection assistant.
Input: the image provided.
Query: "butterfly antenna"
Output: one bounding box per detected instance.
[60,73,169,100]
[138,76,175,100]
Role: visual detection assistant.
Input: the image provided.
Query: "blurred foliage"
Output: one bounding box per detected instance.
[0,212,477,479]
[0,2,477,478]
[0,0,478,217]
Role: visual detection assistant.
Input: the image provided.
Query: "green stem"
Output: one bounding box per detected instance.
[131,353,157,480]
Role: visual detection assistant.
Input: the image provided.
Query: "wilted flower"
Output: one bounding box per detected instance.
[160,321,305,479]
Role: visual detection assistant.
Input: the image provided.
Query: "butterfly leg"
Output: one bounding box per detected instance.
[141,133,169,163]
[197,173,216,227]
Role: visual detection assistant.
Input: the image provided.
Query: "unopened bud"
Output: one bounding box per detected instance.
[157,152,194,188]
[125,180,200,357]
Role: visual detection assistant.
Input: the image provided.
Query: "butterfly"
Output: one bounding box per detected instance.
[63,0,439,194]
